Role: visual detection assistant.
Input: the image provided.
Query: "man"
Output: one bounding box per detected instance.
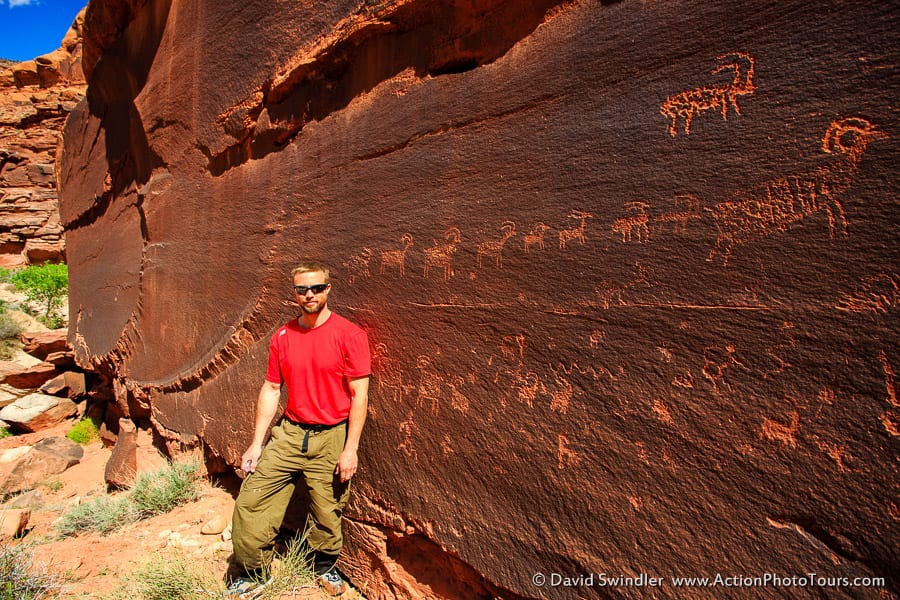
[227,261,371,597]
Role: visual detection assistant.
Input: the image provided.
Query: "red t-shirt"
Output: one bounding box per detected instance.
[265,313,371,425]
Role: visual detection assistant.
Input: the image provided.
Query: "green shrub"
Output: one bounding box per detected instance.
[0,267,11,283]
[129,461,201,519]
[56,460,202,537]
[131,551,221,600]
[55,495,137,537]
[0,542,59,600]
[0,427,11,439]
[66,418,101,445]
[9,263,68,327]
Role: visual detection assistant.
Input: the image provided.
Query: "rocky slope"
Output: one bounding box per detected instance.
[0,8,85,268]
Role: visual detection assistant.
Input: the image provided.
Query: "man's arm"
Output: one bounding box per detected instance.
[240,380,281,473]
[336,376,369,482]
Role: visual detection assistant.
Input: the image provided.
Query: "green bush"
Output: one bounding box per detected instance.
[0,427,11,439]
[0,267,12,283]
[56,460,201,537]
[9,263,68,327]
[66,418,101,445]
[55,495,137,537]
[0,543,59,600]
[130,460,201,519]
[131,551,221,600]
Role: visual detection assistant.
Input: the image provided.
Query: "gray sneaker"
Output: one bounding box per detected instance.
[318,570,346,596]
[224,574,273,599]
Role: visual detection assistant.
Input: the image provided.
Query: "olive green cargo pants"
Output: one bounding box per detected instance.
[231,419,350,571]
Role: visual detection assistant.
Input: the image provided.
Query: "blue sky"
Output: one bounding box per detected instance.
[0,0,86,62]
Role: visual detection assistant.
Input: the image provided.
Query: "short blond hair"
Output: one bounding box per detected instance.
[291,261,330,282]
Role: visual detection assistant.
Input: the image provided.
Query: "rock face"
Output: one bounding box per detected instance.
[0,9,85,267]
[59,0,898,598]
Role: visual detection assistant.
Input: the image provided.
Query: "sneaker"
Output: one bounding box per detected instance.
[318,570,346,596]
[224,574,273,599]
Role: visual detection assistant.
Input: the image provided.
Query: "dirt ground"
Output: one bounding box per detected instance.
[1,421,366,599]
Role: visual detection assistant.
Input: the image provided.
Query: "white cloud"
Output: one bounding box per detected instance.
[8,0,41,7]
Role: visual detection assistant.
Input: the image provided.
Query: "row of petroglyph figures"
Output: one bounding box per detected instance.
[345,53,886,278]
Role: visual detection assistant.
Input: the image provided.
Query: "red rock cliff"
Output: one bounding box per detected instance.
[59,0,898,598]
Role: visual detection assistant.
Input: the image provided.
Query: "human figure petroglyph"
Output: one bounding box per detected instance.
[423,227,461,279]
[398,411,418,460]
[707,117,887,266]
[447,375,471,414]
[559,210,593,249]
[612,202,650,243]
[660,52,756,136]
[415,355,444,414]
[380,233,414,275]
[654,193,702,235]
[343,247,373,284]
[372,342,405,404]
[500,334,526,362]
[477,221,516,268]
[524,222,551,252]
[703,344,747,394]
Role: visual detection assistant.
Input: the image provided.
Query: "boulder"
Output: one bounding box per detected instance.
[20,330,69,360]
[2,362,58,389]
[104,419,168,488]
[58,0,898,597]
[0,392,76,432]
[0,508,30,539]
[40,371,86,398]
[0,436,82,498]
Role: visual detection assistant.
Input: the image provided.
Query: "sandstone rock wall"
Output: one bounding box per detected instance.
[0,9,85,267]
[59,0,898,598]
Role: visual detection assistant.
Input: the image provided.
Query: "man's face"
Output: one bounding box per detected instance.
[293,270,330,315]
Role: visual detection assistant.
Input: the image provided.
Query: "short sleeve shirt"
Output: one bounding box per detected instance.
[266,313,371,425]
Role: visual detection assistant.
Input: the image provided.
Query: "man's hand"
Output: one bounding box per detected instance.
[241,444,263,474]
[336,448,358,482]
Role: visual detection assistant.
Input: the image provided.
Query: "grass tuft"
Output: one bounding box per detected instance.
[131,551,221,600]
[56,460,201,537]
[65,418,101,445]
[0,542,59,600]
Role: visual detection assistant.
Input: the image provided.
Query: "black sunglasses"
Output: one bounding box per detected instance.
[294,283,329,295]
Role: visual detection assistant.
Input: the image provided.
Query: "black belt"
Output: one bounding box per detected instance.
[283,417,346,452]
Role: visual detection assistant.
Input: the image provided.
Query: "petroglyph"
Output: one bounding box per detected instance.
[612,202,650,243]
[423,227,461,279]
[836,273,899,314]
[500,334,526,362]
[372,342,406,404]
[380,233,414,275]
[763,321,797,380]
[593,262,650,309]
[550,368,573,413]
[706,117,887,266]
[559,210,593,249]
[516,371,543,408]
[672,370,694,389]
[654,193,702,235]
[812,436,851,472]
[660,52,756,136]
[476,221,516,268]
[880,350,897,407]
[703,344,747,395]
[589,330,605,350]
[557,434,581,469]
[447,375,471,414]
[343,247,374,284]
[761,410,800,448]
[398,412,418,460]
[523,222,551,252]
[415,355,444,414]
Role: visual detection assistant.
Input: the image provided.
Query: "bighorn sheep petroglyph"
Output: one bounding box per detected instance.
[706,117,887,265]
[660,52,756,136]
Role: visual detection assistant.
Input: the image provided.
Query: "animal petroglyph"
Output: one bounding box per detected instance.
[593,262,650,309]
[447,375,471,414]
[516,371,543,408]
[550,369,573,413]
[343,247,373,284]
[557,434,582,469]
[415,355,444,414]
[654,193,702,235]
[380,233,414,275]
[660,52,756,136]
[477,221,516,268]
[612,202,650,243]
[559,210,593,249]
[423,227,461,279]
[707,117,887,266]
[523,222,551,252]
[761,410,800,448]
[836,273,899,314]
[500,334,526,362]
